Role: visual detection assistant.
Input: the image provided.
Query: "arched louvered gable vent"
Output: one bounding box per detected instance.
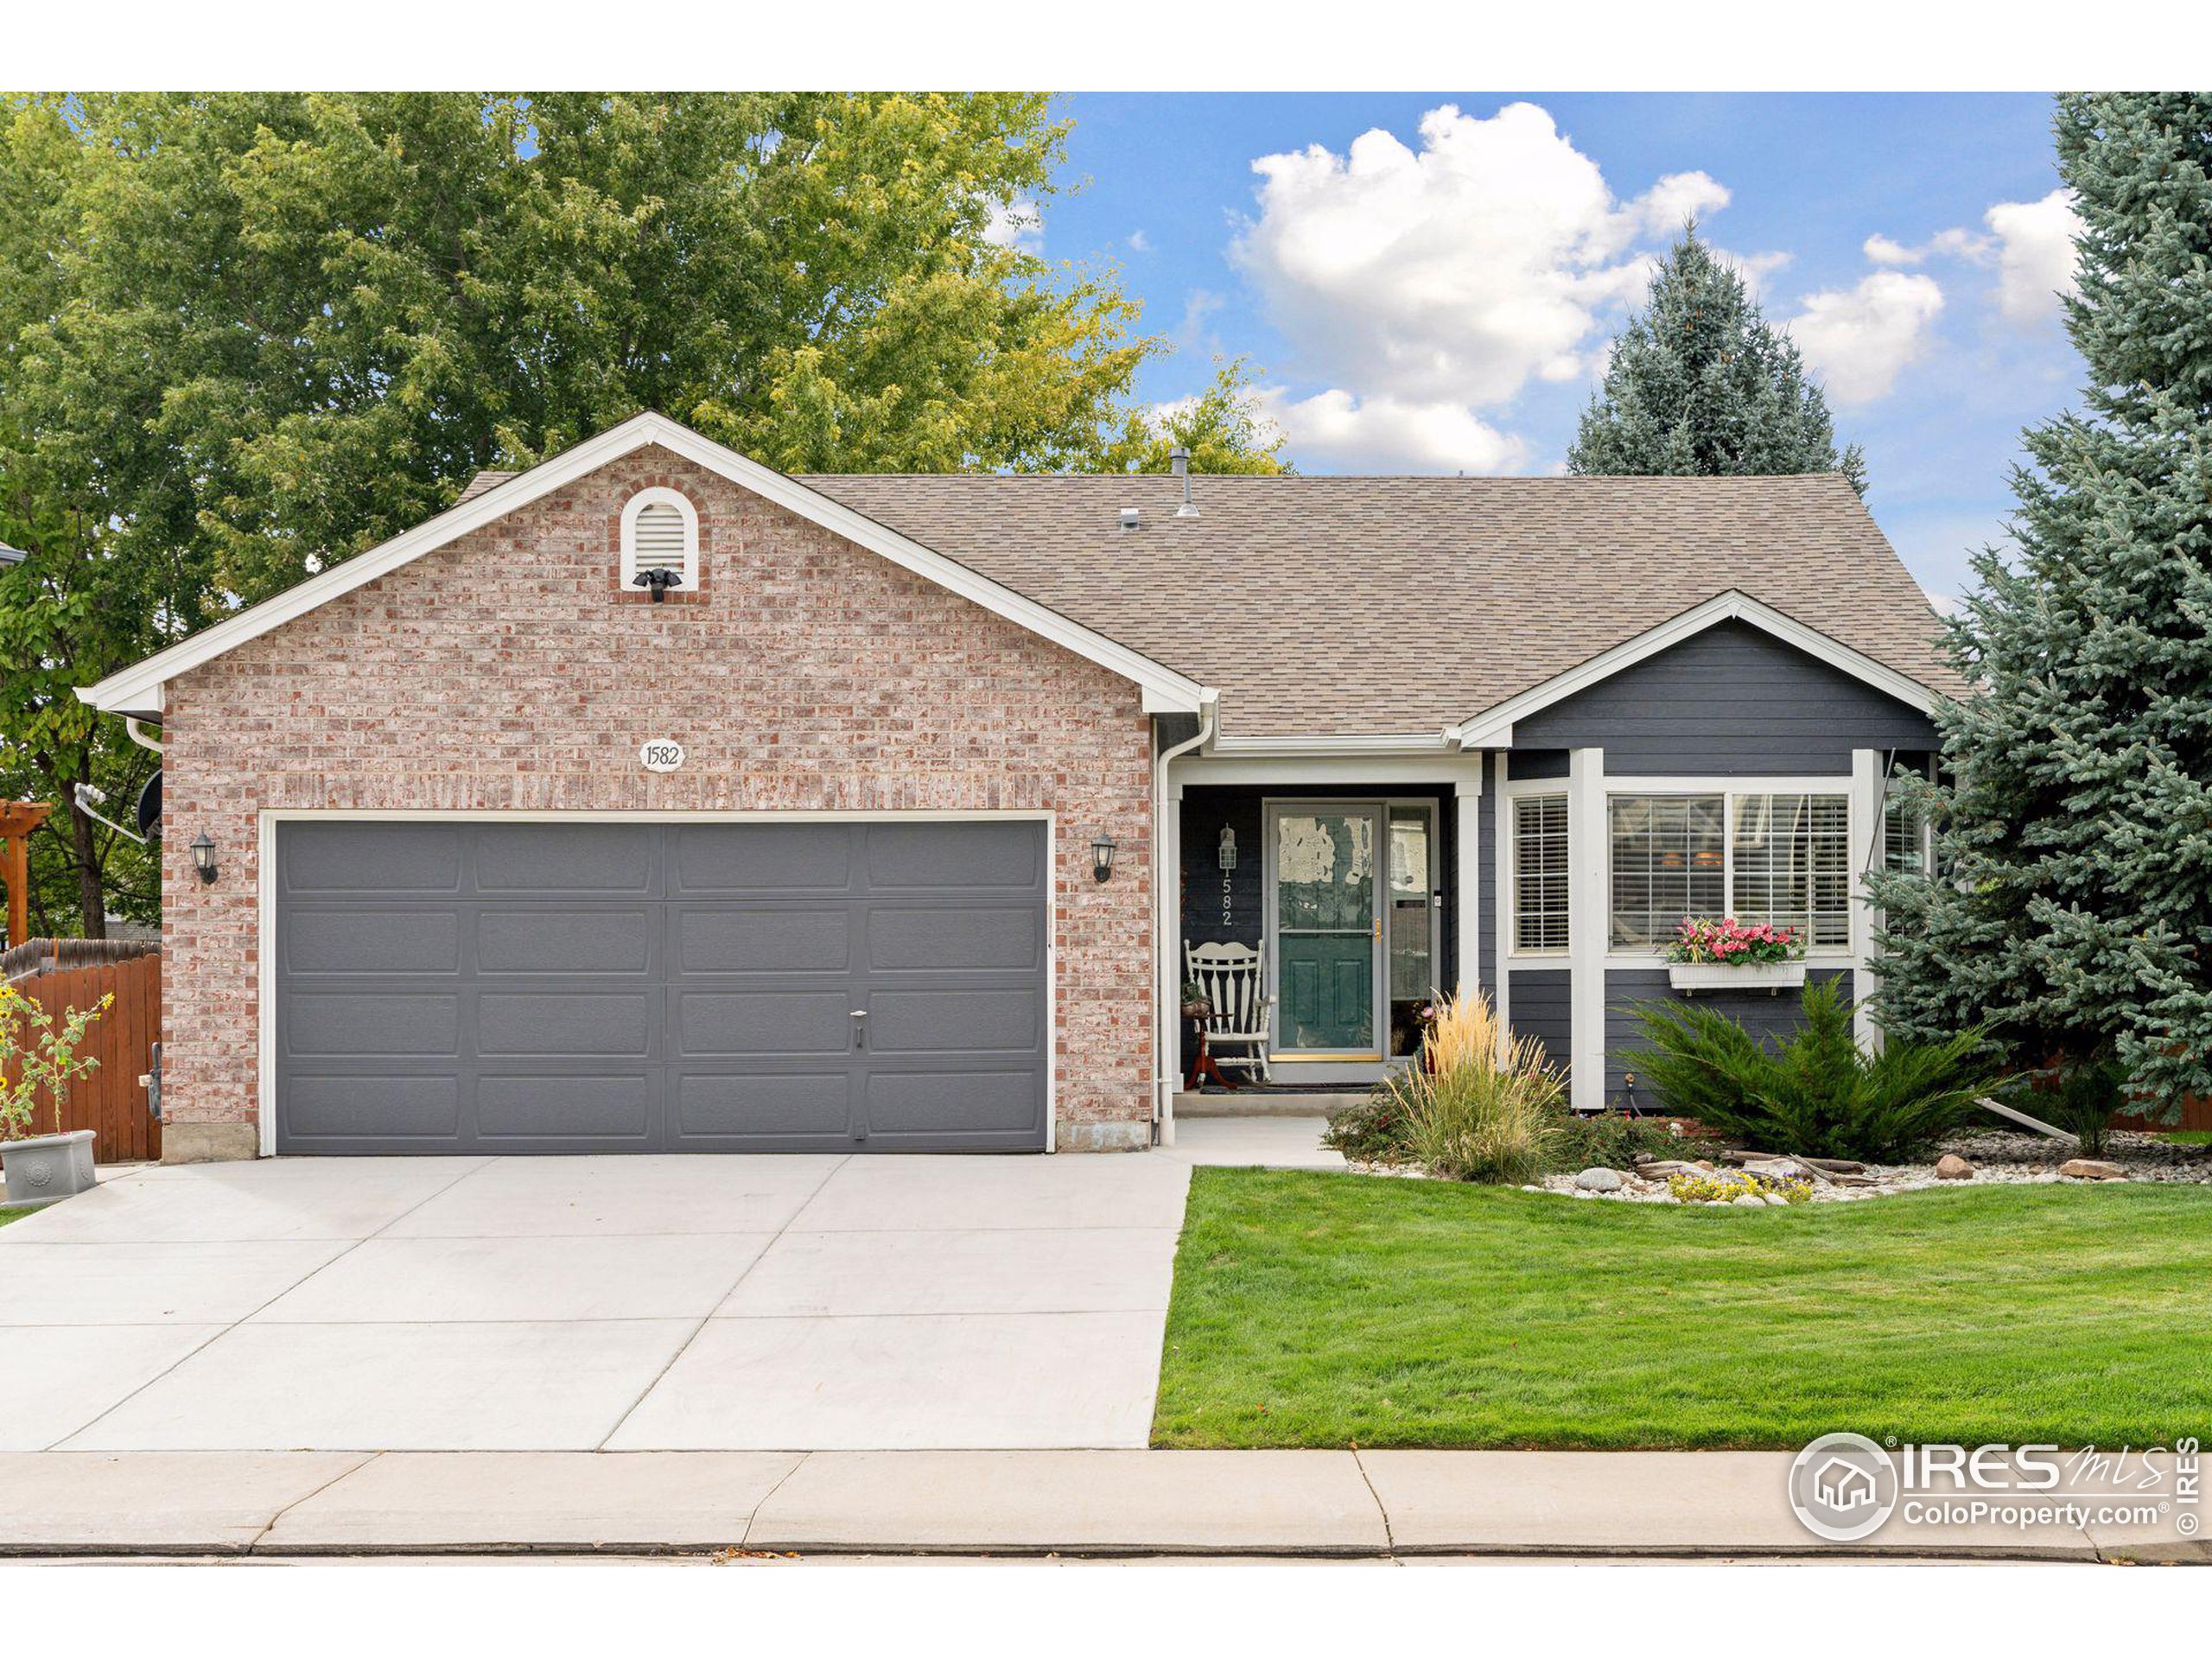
[619,487,700,594]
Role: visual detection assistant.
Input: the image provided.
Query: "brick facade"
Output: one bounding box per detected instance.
[159,446,1156,1159]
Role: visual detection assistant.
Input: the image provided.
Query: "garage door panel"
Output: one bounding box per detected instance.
[866,821,1041,890]
[677,990,854,1057]
[286,908,461,976]
[479,907,656,976]
[866,988,1041,1055]
[284,822,464,895]
[474,822,662,896]
[477,992,657,1058]
[865,1069,1042,1141]
[676,906,850,975]
[675,1071,852,1142]
[282,1075,462,1140]
[673,823,854,893]
[868,905,1039,971]
[276,820,1048,1154]
[477,1072,653,1141]
[285,993,461,1058]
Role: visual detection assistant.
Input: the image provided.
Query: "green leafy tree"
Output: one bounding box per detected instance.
[1569,226,1866,494]
[1101,358,1290,475]
[1869,93,2212,1117]
[0,92,1280,935]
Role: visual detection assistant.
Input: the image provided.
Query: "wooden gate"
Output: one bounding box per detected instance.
[3,943,162,1163]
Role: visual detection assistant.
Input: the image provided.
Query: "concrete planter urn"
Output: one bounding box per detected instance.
[1,1128,98,1208]
[1667,961,1807,996]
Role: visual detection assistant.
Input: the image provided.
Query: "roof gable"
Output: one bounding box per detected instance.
[1446,590,1941,749]
[79,414,1210,719]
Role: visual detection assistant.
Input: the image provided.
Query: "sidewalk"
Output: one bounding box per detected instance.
[3,1449,2199,1560]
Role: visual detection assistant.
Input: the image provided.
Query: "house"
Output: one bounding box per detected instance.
[77,411,1955,1162]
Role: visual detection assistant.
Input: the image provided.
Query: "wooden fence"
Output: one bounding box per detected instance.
[4,944,161,1163]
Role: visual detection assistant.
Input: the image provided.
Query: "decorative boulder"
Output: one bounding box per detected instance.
[2059,1159,2126,1181]
[1574,1166,1626,1192]
[1935,1154,1974,1181]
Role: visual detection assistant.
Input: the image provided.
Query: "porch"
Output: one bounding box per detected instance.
[1160,754,1485,1118]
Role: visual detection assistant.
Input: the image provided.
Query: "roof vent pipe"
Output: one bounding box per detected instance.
[1170,445,1198,518]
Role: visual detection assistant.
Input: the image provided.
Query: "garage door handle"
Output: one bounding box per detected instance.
[849,1008,868,1050]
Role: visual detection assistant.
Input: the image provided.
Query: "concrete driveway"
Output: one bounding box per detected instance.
[0,1151,1195,1452]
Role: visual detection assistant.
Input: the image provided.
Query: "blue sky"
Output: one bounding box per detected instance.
[1034,92,2082,606]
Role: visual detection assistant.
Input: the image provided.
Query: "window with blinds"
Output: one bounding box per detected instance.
[1512,794,1570,953]
[1605,789,1852,951]
[620,490,698,591]
[1608,795,1726,949]
[1732,792,1851,948]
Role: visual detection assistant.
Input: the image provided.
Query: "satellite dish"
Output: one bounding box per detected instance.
[136,770,162,836]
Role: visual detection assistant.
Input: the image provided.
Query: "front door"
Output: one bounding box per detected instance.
[1266,804,1385,1064]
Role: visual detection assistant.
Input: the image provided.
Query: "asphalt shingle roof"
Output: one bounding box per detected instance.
[458,464,1957,739]
[799,472,1961,738]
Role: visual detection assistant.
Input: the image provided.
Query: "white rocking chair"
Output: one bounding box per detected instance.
[1184,940,1274,1085]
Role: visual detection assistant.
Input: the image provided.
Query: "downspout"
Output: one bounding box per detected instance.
[124,717,164,755]
[1153,694,1217,1147]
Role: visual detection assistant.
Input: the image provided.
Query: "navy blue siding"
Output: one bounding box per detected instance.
[1508,620,1937,776]
[1510,969,1573,1074]
[1604,967,1853,1109]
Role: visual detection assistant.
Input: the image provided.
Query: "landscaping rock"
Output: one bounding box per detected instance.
[1763,1192,1790,1206]
[2059,1159,2126,1181]
[1574,1166,1626,1192]
[1828,1173,1878,1187]
[1732,1193,1767,1208]
[1936,1154,1975,1181]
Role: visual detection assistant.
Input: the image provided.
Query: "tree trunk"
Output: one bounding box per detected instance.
[67,801,105,939]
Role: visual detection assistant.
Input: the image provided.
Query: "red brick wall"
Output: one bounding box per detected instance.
[160,446,1156,1154]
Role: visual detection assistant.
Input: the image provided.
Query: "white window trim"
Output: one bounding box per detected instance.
[1598,774,1859,966]
[1500,779,1573,962]
[620,486,701,594]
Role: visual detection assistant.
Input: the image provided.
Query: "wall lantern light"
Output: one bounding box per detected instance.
[189,831,219,884]
[1217,825,1237,872]
[1091,832,1118,883]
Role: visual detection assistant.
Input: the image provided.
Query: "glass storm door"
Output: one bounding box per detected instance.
[1268,805,1384,1058]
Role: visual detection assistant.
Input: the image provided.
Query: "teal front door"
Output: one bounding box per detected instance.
[1268,805,1383,1058]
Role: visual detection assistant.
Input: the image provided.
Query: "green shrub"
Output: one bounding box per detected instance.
[1618,979,1999,1163]
[1551,1110,1685,1172]
[2004,1053,2127,1157]
[1320,1090,1408,1164]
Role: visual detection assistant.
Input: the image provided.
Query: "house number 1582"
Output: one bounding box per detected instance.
[639,740,686,773]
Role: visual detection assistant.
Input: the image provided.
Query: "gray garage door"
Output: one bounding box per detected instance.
[272,819,1050,1154]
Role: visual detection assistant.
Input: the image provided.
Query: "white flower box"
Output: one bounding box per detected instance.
[1667,960,1807,995]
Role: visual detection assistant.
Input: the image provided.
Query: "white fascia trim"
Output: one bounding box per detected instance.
[1206,731,1458,757]
[1446,590,1937,750]
[81,411,1210,717]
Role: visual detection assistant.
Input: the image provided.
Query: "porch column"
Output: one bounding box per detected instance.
[1850,747,1884,1053]
[1491,751,1511,1059]
[1158,777,1185,1146]
[1568,747,1606,1112]
[1454,772,1481,1004]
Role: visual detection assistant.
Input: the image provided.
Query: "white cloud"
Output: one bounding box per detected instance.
[1788,271,1946,404]
[1261,388,1528,474]
[982,195,1042,256]
[1859,191,2082,327]
[1127,228,1153,253]
[1227,101,1777,472]
[1984,189,2082,326]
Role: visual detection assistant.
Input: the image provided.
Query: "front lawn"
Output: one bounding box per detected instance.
[0,1205,34,1228]
[1154,1169,2212,1449]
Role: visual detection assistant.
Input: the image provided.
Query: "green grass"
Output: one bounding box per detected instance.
[0,1205,35,1227]
[1154,1168,2212,1450]
[2156,1130,2212,1147]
